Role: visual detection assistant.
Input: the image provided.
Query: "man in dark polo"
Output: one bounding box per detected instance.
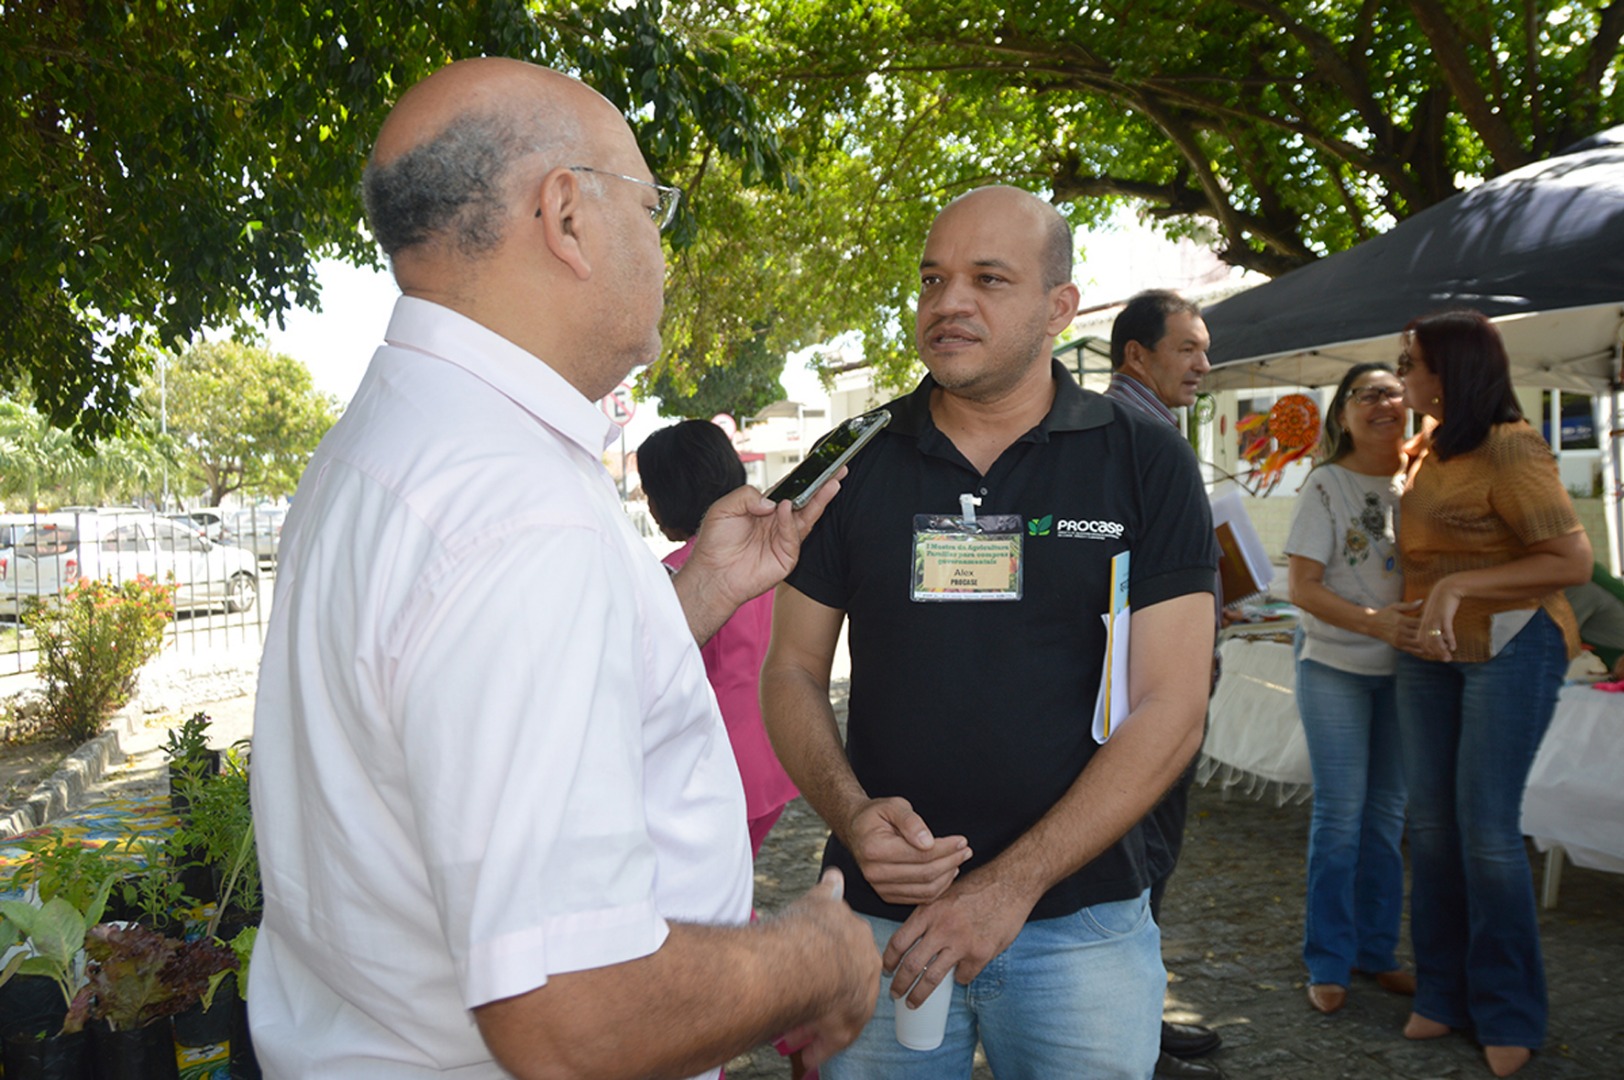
[762,188,1217,1079]
[1108,289,1224,1080]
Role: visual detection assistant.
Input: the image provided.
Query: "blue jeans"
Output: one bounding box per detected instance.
[1293,653,1407,986]
[1395,609,1564,1048]
[822,892,1164,1080]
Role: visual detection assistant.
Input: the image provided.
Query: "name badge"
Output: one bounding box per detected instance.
[911,513,1024,601]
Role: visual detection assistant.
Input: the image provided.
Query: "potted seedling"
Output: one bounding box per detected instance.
[169,741,258,923]
[104,835,194,939]
[162,713,220,817]
[73,922,236,1080]
[172,921,255,1079]
[0,871,116,1080]
[224,925,258,1079]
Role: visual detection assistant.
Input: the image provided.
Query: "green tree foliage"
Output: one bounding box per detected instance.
[149,341,340,506]
[728,0,1623,278]
[1,0,791,439]
[8,1,1618,432]
[663,0,1623,386]
[0,396,168,511]
[643,324,788,419]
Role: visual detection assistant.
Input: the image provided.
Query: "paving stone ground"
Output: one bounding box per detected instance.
[725,683,1624,1080]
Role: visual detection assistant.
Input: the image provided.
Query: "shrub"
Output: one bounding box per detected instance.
[21,575,176,742]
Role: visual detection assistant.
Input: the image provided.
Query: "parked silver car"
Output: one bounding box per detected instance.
[222,507,288,566]
[0,510,260,617]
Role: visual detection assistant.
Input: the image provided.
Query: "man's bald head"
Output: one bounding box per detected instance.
[935,185,1074,290]
[358,59,669,397]
[363,59,619,261]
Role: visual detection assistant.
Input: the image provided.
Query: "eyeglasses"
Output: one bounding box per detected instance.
[1349,386,1406,406]
[1396,352,1415,376]
[569,166,682,231]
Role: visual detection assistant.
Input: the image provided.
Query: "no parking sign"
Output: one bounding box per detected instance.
[600,383,636,427]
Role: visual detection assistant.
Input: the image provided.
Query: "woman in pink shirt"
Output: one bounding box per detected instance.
[640,420,799,856]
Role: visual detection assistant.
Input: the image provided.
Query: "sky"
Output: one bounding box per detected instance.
[262,259,402,406]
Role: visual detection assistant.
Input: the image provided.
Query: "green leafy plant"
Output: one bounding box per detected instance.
[69,923,237,1032]
[163,710,219,815]
[0,876,116,1032]
[170,740,259,927]
[21,575,176,741]
[161,711,212,770]
[111,835,194,932]
[202,924,257,1013]
[5,834,121,915]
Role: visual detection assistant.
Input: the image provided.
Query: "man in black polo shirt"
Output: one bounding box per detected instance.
[762,186,1218,1079]
[1108,290,1225,1080]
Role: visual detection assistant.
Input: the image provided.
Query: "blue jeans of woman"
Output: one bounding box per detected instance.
[1394,609,1564,1048]
[1293,650,1407,986]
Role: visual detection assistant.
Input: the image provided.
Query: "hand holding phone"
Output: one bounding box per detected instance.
[765,409,891,509]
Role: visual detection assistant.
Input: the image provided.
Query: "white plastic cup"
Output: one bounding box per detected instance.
[894,969,954,1051]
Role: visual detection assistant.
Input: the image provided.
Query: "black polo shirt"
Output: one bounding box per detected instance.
[786,361,1218,922]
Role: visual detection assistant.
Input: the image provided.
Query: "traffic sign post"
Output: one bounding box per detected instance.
[600,383,636,427]
[599,383,636,501]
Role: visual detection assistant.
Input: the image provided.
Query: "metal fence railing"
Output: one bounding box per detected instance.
[0,508,279,678]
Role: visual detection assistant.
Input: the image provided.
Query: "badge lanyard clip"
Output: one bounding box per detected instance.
[959,493,981,529]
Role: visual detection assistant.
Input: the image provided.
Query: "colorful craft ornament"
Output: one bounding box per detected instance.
[1238,394,1321,494]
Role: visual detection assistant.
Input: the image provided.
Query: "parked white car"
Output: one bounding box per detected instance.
[0,510,260,617]
[0,512,68,552]
[168,509,230,543]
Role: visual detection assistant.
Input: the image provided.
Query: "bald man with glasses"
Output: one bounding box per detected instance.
[249,58,878,1079]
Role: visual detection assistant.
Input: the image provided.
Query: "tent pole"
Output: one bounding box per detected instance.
[1611,323,1624,578]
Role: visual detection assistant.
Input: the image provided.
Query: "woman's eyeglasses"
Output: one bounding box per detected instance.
[1349,386,1406,406]
[1396,352,1415,376]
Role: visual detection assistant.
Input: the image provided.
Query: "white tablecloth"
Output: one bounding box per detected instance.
[1202,631,1312,800]
[1522,684,1624,874]
[1205,634,1624,874]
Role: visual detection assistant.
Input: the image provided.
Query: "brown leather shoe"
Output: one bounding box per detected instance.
[1403,1012,1451,1040]
[1373,969,1417,995]
[1307,984,1347,1014]
[1485,1045,1532,1077]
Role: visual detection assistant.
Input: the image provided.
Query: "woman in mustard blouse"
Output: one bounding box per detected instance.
[1395,310,1591,1077]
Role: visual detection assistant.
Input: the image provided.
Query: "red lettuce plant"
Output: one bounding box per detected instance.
[66,923,237,1032]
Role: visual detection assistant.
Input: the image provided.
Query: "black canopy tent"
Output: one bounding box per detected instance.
[1202,124,1624,395]
[1200,125,1624,567]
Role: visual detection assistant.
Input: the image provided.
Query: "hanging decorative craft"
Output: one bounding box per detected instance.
[1236,393,1320,495]
[1188,392,1217,456]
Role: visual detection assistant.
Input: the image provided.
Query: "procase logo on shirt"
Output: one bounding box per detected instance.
[1054,517,1126,540]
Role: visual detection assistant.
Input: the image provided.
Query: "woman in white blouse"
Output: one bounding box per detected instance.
[1284,363,1423,1015]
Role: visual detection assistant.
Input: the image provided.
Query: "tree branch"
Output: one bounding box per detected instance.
[1525,0,1542,149]
[1577,1,1624,134]
[1406,0,1532,170]
[893,34,1422,203]
[1226,0,1389,142]
[1049,156,1314,278]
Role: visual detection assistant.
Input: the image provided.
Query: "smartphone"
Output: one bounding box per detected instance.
[765,409,892,509]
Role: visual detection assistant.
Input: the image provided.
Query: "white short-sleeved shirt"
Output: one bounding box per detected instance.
[248,297,750,1078]
[1284,463,1405,675]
